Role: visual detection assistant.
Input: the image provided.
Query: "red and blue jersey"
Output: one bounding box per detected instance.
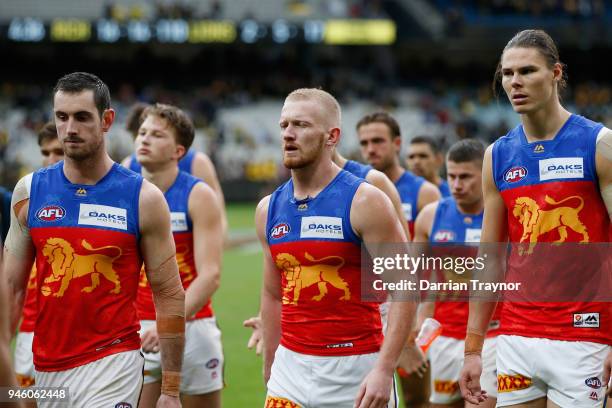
[395,171,425,239]
[28,162,143,371]
[136,171,213,320]
[343,160,372,179]
[492,114,610,344]
[266,170,383,356]
[428,197,501,339]
[130,149,195,174]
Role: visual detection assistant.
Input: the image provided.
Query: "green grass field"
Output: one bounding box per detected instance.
[217,203,266,406]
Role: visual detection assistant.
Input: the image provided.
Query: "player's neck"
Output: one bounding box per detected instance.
[430,174,443,187]
[141,162,180,193]
[521,102,571,142]
[332,151,347,169]
[456,200,483,216]
[292,159,340,200]
[63,151,114,185]
[384,163,405,183]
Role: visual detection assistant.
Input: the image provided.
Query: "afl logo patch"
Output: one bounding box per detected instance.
[115,403,132,408]
[36,205,66,222]
[206,358,219,369]
[504,166,527,183]
[270,223,290,239]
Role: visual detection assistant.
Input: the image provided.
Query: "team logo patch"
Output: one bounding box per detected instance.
[434,380,459,394]
[533,144,545,153]
[270,223,291,239]
[115,403,132,408]
[205,358,219,369]
[75,188,87,197]
[539,157,584,181]
[36,205,66,222]
[264,396,300,408]
[585,377,602,389]
[78,204,127,230]
[433,230,456,242]
[170,212,188,232]
[574,313,600,328]
[401,203,413,221]
[498,374,532,393]
[300,216,343,239]
[504,166,528,183]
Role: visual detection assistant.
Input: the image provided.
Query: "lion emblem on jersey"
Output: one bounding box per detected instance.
[40,238,122,297]
[275,252,349,305]
[512,195,588,255]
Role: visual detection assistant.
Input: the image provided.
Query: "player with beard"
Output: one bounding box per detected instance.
[260,88,416,408]
[406,136,451,198]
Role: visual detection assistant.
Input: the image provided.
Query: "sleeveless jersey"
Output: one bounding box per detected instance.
[129,149,195,174]
[266,170,383,356]
[429,197,502,339]
[343,160,372,179]
[19,266,37,332]
[438,180,451,198]
[28,162,143,371]
[492,114,610,344]
[136,171,213,320]
[395,171,425,239]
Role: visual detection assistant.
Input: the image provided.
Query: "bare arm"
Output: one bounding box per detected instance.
[0,248,18,390]
[139,180,185,400]
[192,152,228,238]
[413,202,438,324]
[4,175,36,333]
[367,169,411,241]
[185,183,223,318]
[417,180,441,212]
[256,196,281,383]
[351,183,417,407]
[120,154,132,169]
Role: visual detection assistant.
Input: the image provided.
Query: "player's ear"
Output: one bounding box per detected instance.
[327,127,340,147]
[552,62,563,83]
[175,144,186,161]
[101,108,115,133]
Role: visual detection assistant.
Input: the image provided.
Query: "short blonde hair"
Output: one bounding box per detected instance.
[285,88,341,128]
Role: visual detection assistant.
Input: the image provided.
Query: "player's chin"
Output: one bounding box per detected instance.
[283,157,306,169]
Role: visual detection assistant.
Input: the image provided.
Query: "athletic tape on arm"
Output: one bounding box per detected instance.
[4,174,32,258]
[597,128,612,219]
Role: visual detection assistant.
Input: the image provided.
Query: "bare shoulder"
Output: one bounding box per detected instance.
[12,173,34,223]
[138,179,170,233]
[255,195,271,239]
[190,181,217,203]
[419,180,441,199]
[365,168,390,187]
[120,155,132,169]
[352,182,390,211]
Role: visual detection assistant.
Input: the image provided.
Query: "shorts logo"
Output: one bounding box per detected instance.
[434,380,459,394]
[115,404,132,408]
[205,358,219,369]
[589,391,599,401]
[498,374,532,393]
[326,342,353,349]
[539,157,584,181]
[401,203,413,221]
[504,166,528,183]
[433,230,455,242]
[264,396,299,408]
[270,223,291,239]
[36,205,66,222]
[574,313,600,328]
[170,212,188,232]
[300,216,343,239]
[465,228,481,243]
[585,377,602,389]
[78,204,127,230]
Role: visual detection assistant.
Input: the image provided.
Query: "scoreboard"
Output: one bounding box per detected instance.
[4,18,396,45]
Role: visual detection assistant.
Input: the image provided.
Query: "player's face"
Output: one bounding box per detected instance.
[447,160,482,207]
[357,122,399,172]
[500,47,560,115]
[54,90,113,161]
[40,138,64,167]
[135,115,184,168]
[407,143,439,179]
[279,99,328,169]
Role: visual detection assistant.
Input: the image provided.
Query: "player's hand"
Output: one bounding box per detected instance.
[397,341,428,378]
[243,316,263,355]
[156,394,181,407]
[603,349,612,397]
[459,354,488,404]
[354,366,393,408]
[141,327,160,353]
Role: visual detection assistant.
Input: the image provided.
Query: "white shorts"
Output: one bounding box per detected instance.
[141,317,224,394]
[429,335,497,404]
[497,335,611,407]
[14,331,35,387]
[35,350,143,408]
[266,344,398,408]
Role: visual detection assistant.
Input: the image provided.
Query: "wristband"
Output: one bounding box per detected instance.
[161,371,181,397]
[464,328,485,356]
